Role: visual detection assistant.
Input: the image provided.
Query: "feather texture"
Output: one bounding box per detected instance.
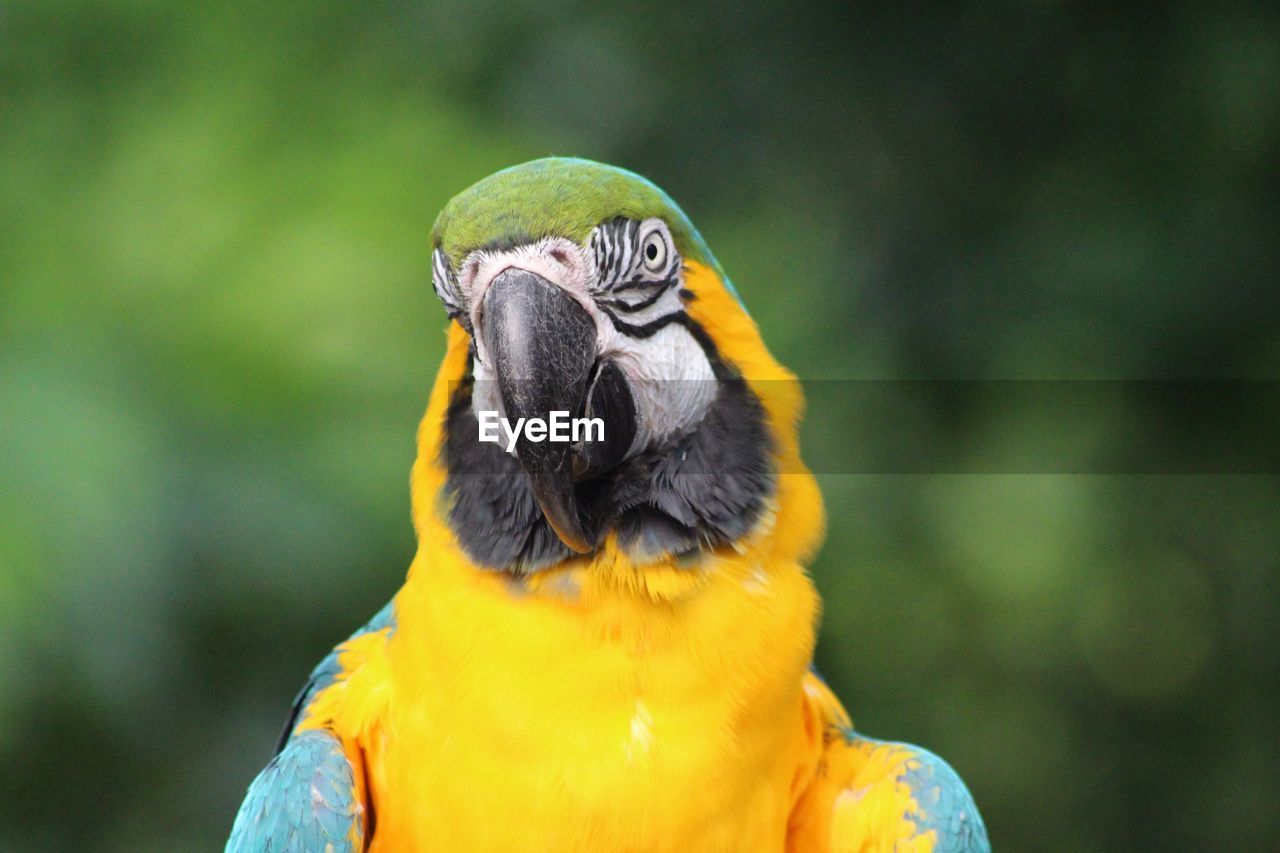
[225,730,363,853]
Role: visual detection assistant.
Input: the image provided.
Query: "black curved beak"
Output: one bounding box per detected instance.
[482,268,598,553]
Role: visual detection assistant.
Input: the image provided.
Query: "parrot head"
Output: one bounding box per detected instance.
[417,158,821,575]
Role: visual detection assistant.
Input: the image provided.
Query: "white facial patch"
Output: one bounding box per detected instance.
[602,321,717,452]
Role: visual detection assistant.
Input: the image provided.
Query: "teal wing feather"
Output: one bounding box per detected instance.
[801,669,990,850]
[227,601,395,852]
[225,729,363,852]
[865,736,991,852]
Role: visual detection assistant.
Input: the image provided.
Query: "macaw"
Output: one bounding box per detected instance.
[226,158,990,852]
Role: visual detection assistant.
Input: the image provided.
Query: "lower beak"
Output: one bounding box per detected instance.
[482,267,598,553]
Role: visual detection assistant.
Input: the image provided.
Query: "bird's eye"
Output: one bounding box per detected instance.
[640,232,667,272]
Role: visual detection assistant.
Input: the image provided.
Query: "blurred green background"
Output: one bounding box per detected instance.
[3,1,1278,849]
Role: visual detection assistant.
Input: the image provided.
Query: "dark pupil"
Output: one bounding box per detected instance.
[645,242,658,261]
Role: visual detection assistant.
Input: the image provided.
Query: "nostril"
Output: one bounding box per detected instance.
[548,247,571,266]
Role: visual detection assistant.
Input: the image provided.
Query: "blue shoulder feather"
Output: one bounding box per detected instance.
[855,734,991,852]
[809,667,990,851]
[225,729,363,852]
[227,601,395,852]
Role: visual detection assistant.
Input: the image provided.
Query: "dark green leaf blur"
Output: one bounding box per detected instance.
[2,1,1277,849]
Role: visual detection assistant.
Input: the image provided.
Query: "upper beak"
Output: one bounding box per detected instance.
[481,267,598,553]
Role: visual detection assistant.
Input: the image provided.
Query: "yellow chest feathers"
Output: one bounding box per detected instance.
[305,541,820,852]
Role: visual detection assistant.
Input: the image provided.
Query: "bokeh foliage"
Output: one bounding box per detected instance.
[2,1,1278,849]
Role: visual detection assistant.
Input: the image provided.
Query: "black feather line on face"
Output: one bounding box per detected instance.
[597,282,674,314]
[431,249,472,332]
[599,310,681,339]
[611,275,677,294]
